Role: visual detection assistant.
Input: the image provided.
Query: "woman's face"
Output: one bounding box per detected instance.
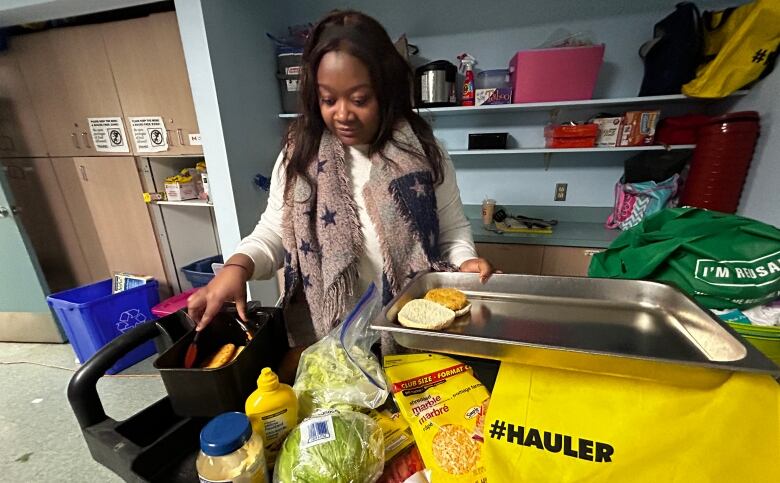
[316,50,380,146]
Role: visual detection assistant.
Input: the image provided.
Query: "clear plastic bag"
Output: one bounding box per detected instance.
[293,283,389,418]
[274,409,384,483]
[537,28,596,48]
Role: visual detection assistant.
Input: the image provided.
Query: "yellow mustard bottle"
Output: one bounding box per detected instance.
[244,367,298,467]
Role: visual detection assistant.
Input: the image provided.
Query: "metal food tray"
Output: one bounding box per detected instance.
[373,273,779,375]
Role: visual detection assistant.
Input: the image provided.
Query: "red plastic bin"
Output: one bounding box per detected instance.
[679,111,760,213]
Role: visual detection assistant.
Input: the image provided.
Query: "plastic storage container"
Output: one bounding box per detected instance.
[679,111,760,213]
[544,123,598,148]
[47,279,160,374]
[509,44,605,103]
[154,304,289,417]
[727,322,780,366]
[476,69,511,89]
[151,288,198,318]
[181,255,223,288]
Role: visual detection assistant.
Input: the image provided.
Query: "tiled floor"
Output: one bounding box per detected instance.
[0,342,167,482]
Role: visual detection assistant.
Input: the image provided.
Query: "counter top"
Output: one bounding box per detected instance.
[469,218,620,248]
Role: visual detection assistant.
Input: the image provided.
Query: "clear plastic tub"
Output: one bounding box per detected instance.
[476,69,511,89]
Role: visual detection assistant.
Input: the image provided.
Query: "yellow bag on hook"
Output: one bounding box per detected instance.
[683,0,780,98]
[484,359,780,482]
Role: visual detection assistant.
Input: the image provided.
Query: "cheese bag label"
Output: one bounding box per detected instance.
[384,353,490,483]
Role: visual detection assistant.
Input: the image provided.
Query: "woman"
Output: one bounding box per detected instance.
[188,10,493,348]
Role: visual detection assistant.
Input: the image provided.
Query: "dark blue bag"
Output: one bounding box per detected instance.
[639,2,703,96]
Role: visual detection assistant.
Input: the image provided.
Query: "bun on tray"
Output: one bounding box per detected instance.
[398,299,456,330]
[424,288,471,317]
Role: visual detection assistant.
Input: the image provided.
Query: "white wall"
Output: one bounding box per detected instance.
[175,0,286,303]
[733,71,780,226]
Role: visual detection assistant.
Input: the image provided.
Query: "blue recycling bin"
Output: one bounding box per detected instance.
[47,279,160,374]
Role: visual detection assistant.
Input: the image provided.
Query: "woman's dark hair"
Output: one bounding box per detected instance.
[284,10,444,195]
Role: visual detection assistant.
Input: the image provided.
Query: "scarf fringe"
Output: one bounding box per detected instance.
[319,262,360,337]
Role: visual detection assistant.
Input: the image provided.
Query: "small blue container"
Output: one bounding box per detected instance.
[47,279,160,374]
[181,255,223,288]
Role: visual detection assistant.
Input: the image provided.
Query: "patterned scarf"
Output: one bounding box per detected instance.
[281,120,451,341]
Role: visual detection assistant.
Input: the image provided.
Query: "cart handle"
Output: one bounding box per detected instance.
[67,321,161,429]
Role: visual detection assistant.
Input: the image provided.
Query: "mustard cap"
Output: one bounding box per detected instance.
[257,367,280,392]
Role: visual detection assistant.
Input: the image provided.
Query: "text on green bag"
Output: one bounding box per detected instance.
[695,249,780,287]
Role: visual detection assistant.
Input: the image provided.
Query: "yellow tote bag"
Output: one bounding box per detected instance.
[484,360,780,482]
[682,0,780,98]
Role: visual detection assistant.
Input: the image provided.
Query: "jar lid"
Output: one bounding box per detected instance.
[200,412,253,457]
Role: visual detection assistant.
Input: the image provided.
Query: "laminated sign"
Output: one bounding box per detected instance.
[88,117,129,153]
[129,116,168,153]
[484,360,780,482]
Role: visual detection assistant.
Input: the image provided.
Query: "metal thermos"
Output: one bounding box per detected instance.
[415,60,457,107]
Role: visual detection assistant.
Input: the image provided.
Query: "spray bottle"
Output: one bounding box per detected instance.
[458,53,476,106]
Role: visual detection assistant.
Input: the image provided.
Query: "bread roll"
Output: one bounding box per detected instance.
[398,299,456,330]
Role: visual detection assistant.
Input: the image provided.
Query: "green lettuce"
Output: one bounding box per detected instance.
[273,411,384,483]
[293,338,387,418]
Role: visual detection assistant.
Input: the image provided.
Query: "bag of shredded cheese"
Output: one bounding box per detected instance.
[384,353,490,483]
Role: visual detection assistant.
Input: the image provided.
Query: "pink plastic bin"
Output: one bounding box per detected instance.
[151,288,198,318]
[509,44,605,103]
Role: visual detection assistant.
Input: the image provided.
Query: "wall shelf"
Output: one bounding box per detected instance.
[154,199,213,207]
[448,145,696,156]
[277,91,747,119]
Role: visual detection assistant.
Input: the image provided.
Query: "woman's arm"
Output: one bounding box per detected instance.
[188,151,287,328]
[435,148,495,282]
[231,151,287,279]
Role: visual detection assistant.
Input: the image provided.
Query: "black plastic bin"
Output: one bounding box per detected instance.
[154,304,288,417]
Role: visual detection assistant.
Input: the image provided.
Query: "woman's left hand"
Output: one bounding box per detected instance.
[459,257,496,283]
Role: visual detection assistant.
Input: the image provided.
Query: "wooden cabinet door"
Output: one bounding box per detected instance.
[541,246,604,277]
[101,12,202,155]
[0,48,48,157]
[72,157,168,288]
[476,243,544,275]
[15,25,128,157]
[50,159,111,282]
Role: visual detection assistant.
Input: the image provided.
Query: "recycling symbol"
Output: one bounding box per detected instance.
[116,308,148,333]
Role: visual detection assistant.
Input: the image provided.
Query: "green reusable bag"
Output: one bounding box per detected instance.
[589,208,780,309]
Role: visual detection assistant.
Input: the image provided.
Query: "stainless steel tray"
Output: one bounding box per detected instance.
[373,273,779,376]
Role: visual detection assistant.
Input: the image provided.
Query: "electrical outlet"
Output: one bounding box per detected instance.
[554,183,567,201]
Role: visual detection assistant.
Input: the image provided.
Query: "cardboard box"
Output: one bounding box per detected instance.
[618,111,660,146]
[165,180,198,201]
[112,272,153,293]
[475,87,513,106]
[593,117,623,147]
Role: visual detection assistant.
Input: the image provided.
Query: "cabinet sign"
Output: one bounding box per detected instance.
[188,133,202,145]
[88,117,129,153]
[129,116,168,153]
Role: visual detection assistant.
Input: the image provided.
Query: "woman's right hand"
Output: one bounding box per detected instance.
[187,256,253,331]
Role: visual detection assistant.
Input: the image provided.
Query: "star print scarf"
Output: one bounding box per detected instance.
[281,119,452,341]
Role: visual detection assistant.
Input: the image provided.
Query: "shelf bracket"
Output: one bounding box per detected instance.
[549,107,561,125]
[544,152,552,171]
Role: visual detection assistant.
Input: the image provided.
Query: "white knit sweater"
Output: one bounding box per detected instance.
[233,144,478,292]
